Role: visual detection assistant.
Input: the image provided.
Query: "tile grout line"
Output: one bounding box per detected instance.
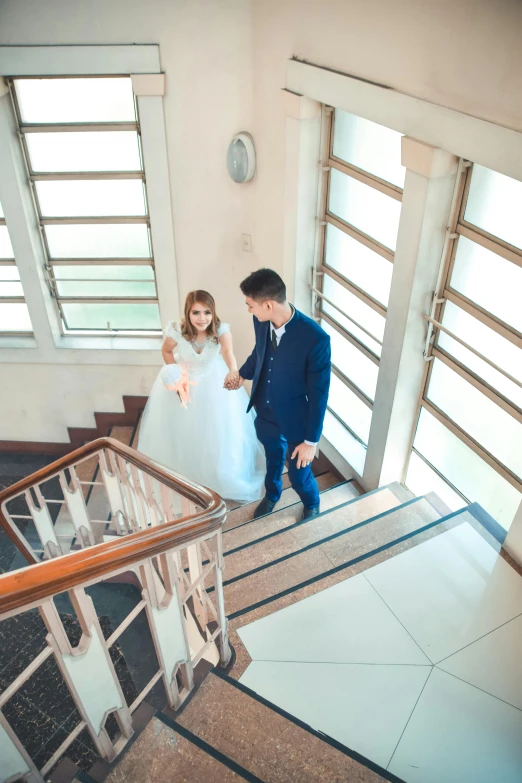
[246,659,434,667]
[434,609,522,667]
[433,665,522,715]
[386,667,434,771]
[361,573,435,665]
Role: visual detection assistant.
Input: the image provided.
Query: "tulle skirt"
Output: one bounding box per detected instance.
[137,357,265,503]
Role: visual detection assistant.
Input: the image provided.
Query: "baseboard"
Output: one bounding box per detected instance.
[0,395,147,456]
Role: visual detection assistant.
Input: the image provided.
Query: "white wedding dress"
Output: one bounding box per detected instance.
[138,321,265,503]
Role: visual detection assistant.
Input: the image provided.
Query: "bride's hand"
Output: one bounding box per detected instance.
[224,371,243,390]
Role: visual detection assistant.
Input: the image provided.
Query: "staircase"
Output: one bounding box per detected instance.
[0,431,520,783]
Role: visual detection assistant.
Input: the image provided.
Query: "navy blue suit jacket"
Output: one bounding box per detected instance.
[239,308,331,444]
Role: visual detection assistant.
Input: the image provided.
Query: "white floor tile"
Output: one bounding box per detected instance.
[389,668,522,783]
[437,613,522,711]
[364,523,522,662]
[239,660,430,769]
[238,573,430,664]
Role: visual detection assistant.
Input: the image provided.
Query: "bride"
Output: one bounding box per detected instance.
[138,290,265,503]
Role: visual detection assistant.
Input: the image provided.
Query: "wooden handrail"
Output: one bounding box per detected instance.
[0,437,226,616]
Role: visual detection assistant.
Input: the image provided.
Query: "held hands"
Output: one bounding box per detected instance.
[224,371,244,391]
[291,442,317,469]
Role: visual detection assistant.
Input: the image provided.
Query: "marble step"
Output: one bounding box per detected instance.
[221,483,411,580]
[175,670,391,782]
[221,495,443,619]
[105,713,248,783]
[222,480,365,554]
[224,471,355,532]
[226,493,462,680]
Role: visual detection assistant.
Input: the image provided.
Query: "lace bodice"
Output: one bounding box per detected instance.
[165,320,230,380]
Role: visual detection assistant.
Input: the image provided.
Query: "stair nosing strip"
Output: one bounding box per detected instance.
[210,670,407,783]
[223,477,353,535]
[207,496,425,593]
[226,508,467,619]
[223,483,404,557]
[155,711,265,783]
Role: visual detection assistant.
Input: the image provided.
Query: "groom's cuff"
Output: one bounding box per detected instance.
[304,440,317,446]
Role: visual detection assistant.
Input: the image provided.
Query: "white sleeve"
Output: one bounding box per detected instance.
[217,322,231,338]
[164,320,182,341]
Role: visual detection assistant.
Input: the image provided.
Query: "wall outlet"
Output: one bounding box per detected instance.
[241,233,252,252]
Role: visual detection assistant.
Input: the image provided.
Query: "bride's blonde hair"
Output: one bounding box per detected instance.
[181,290,221,344]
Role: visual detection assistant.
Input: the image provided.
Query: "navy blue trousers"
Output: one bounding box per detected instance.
[254,409,320,509]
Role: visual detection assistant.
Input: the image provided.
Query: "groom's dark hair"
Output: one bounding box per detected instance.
[240,268,286,303]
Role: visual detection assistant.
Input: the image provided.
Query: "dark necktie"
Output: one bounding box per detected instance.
[271,328,277,352]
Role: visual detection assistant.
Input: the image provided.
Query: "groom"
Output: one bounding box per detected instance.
[227,268,331,521]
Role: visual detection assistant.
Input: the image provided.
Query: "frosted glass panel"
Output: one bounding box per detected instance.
[62,303,161,330]
[323,273,385,353]
[427,359,522,478]
[45,225,151,258]
[325,223,392,306]
[439,301,522,408]
[327,373,372,444]
[26,132,141,172]
[0,303,32,331]
[36,180,146,217]
[450,236,521,332]
[0,226,14,258]
[56,281,156,297]
[333,110,405,188]
[414,407,521,530]
[406,452,466,513]
[465,164,522,250]
[0,280,24,296]
[321,319,379,400]
[15,78,136,123]
[323,410,366,476]
[328,169,401,250]
[54,265,154,280]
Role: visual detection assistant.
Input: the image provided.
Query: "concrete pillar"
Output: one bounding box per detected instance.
[363,137,459,489]
[281,90,321,314]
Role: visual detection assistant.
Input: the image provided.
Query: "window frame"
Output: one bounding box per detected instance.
[0,214,33,335]
[406,160,522,503]
[313,107,403,459]
[7,75,162,335]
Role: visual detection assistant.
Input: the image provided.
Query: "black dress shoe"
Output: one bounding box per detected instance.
[253,496,277,518]
[301,505,320,521]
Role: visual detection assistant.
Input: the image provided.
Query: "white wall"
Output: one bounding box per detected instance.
[0,0,259,441]
[1,0,521,442]
[1,365,157,443]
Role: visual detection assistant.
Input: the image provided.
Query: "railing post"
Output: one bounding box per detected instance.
[214,530,232,667]
[139,555,192,710]
[0,711,45,783]
[41,590,133,763]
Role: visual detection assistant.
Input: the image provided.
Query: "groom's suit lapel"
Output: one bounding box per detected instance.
[274,306,301,358]
[257,319,270,367]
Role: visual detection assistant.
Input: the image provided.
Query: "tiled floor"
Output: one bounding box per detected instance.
[238,519,522,783]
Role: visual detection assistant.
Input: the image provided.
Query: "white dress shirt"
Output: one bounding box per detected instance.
[270,308,316,447]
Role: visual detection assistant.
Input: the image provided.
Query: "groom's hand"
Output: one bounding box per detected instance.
[224,372,244,390]
[291,442,316,469]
